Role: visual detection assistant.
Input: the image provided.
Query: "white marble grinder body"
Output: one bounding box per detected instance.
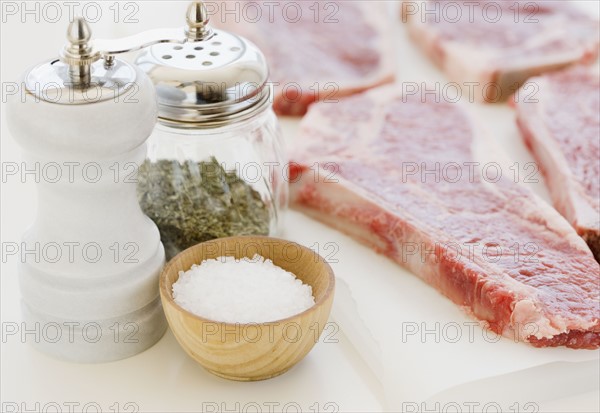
[6,65,167,362]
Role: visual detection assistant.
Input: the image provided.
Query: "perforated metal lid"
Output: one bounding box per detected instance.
[135,3,271,128]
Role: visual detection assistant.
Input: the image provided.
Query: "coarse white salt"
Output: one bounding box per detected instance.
[172,254,316,323]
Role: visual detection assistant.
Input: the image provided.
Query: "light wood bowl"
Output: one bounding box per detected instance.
[159,236,335,381]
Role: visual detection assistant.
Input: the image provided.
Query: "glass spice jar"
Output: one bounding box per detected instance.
[135,12,287,260]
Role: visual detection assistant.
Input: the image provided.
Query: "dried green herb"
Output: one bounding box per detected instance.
[137,158,270,260]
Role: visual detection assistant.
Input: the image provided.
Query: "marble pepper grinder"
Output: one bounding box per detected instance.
[6,18,167,362]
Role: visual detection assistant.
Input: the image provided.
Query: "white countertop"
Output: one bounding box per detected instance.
[1,2,599,412]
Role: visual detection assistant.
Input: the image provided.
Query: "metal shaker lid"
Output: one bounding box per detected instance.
[24,18,137,105]
[135,2,271,128]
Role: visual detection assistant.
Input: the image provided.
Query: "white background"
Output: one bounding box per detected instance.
[1,1,599,412]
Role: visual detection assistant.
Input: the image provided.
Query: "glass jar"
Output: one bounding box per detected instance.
[135,15,288,259]
[137,109,287,260]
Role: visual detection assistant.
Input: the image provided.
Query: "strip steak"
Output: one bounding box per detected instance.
[514,65,600,261]
[290,85,600,349]
[213,1,395,116]
[401,1,599,102]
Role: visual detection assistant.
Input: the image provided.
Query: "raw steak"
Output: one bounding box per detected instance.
[290,85,600,349]
[514,65,600,262]
[401,0,600,102]
[212,1,395,116]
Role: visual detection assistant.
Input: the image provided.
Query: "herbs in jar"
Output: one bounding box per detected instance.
[137,158,270,259]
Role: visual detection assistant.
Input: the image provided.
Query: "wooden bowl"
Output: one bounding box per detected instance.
[159,236,335,381]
